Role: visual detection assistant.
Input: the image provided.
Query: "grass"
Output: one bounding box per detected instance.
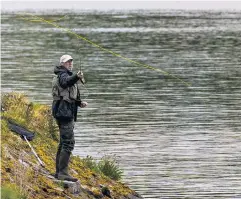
[1,184,27,199]
[82,155,123,181]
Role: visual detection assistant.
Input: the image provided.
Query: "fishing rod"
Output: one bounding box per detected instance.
[77,51,89,101]
[78,53,85,85]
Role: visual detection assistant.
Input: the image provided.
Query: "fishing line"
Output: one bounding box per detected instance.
[17,12,191,87]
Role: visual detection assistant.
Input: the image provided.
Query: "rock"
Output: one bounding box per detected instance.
[100,184,112,198]
[45,174,95,199]
[53,179,81,194]
[53,187,64,192]
[46,174,82,194]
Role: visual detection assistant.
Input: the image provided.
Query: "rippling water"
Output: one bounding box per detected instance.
[2,10,241,198]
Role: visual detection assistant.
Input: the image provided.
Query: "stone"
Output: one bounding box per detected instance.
[46,174,82,194]
[53,179,81,194]
[53,187,64,192]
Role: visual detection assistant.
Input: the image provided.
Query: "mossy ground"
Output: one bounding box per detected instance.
[1,92,137,199]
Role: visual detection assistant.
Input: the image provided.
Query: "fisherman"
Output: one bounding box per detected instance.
[52,54,88,182]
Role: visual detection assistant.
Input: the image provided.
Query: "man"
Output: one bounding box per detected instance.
[52,54,88,182]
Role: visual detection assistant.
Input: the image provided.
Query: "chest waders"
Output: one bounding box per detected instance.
[52,75,78,182]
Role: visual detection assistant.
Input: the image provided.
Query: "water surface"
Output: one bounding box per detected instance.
[1,10,241,198]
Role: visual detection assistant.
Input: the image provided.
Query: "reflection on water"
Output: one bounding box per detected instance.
[2,10,241,198]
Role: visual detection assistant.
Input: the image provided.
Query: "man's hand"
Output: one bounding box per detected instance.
[77,71,83,78]
[80,101,88,108]
[77,71,85,84]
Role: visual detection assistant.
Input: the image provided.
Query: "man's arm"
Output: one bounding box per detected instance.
[58,72,80,88]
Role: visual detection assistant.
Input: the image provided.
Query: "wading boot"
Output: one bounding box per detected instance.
[58,150,78,182]
[54,147,61,179]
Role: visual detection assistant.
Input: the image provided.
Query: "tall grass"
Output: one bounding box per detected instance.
[82,155,123,181]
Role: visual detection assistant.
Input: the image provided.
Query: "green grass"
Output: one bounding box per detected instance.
[1,184,27,199]
[82,155,123,181]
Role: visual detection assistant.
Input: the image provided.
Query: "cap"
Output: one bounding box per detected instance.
[60,55,73,63]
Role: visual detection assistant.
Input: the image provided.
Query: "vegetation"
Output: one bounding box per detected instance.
[1,92,139,199]
[1,184,27,199]
[82,155,123,181]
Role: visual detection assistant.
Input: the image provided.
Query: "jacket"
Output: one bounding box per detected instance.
[52,65,81,122]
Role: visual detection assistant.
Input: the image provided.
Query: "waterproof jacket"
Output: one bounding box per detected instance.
[52,65,81,122]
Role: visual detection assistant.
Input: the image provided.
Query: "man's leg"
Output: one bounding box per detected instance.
[54,120,62,178]
[57,120,77,182]
[54,136,62,178]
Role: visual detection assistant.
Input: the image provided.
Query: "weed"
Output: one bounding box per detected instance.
[82,155,123,181]
[98,155,123,181]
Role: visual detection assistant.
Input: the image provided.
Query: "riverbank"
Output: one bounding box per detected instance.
[1,92,143,199]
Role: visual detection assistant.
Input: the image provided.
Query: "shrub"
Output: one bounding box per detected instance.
[82,155,123,181]
[98,155,123,181]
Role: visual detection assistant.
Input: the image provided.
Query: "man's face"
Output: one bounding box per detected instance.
[63,59,73,71]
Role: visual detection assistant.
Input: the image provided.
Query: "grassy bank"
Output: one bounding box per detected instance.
[1,92,142,199]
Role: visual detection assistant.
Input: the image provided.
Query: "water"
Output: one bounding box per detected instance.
[1,10,241,198]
